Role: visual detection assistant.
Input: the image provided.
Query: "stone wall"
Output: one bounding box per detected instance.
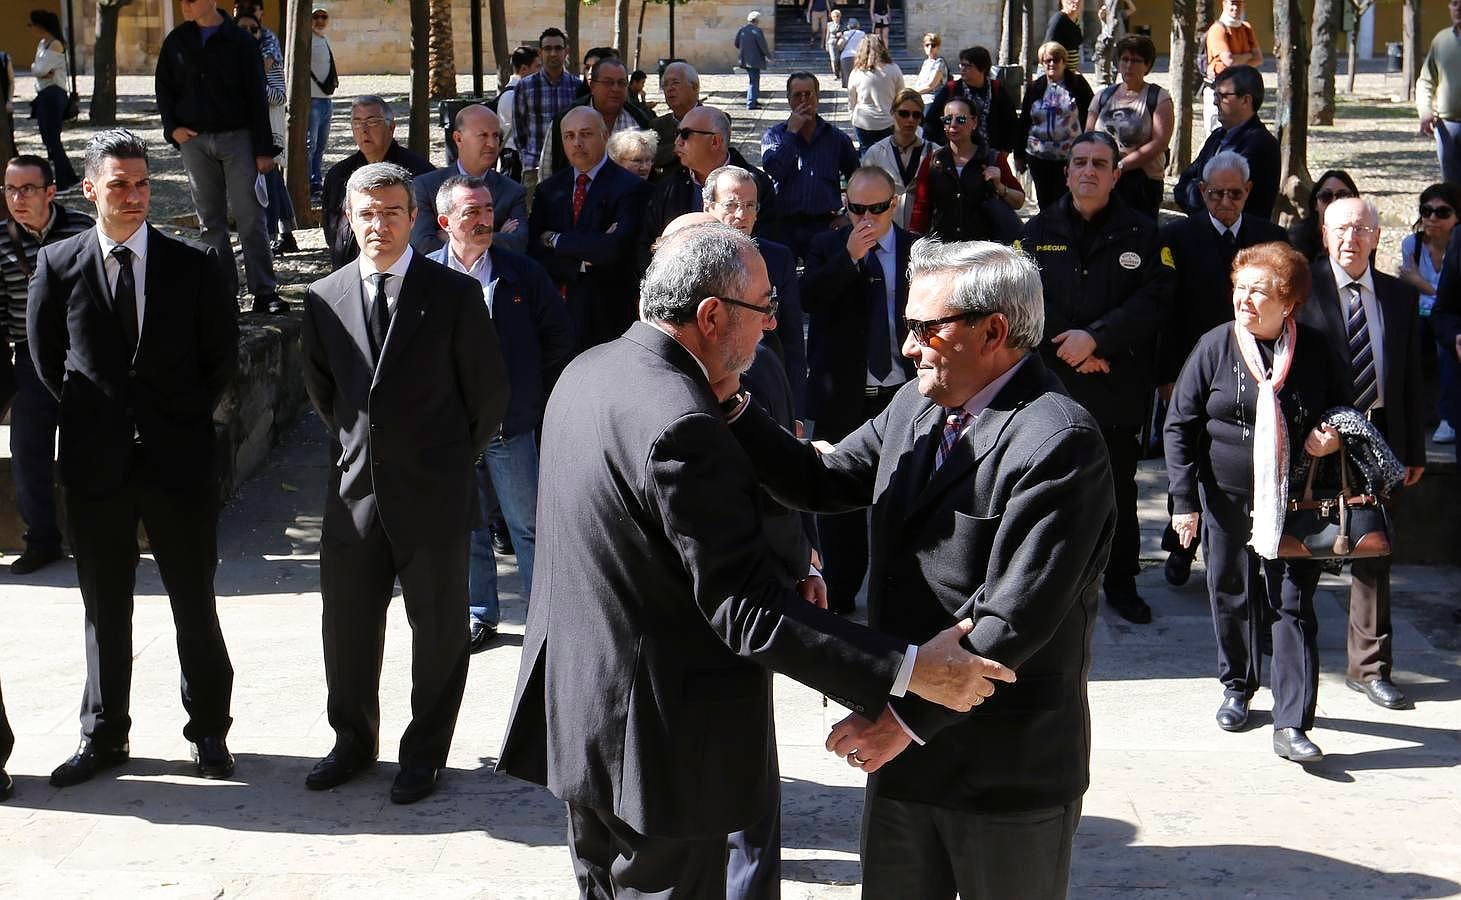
[900,0,1003,60]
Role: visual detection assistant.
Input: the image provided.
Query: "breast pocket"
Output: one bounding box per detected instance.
[930,510,1001,596]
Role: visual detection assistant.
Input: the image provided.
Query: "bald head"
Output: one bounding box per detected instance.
[662,212,720,240]
[453,104,502,176]
[1322,196,1381,280]
[676,106,731,179]
[562,106,609,173]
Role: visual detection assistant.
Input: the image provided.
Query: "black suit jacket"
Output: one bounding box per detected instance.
[755,237,807,417]
[1299,263,1426,467]
[1157,212,1288,383]
[27,226,238,498]
[527,158,649,349]
[1175,115,1281,221]
[498,322,908,838]
[635,147,777,272]
[301,251,508,547]
[732,355,1115,812]
[801,225,916,436]
[1431,225,1461,352]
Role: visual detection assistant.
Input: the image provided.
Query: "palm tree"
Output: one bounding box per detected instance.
[428,0,457,101]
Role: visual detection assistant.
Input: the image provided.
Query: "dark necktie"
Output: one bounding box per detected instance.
[369,272,392,357]
[1346,281,1378,413]
[863,250,892,380]
[111,245,139,353]
[572,172,590,225]
[1222,229,1237,250]
[934,408,973,472]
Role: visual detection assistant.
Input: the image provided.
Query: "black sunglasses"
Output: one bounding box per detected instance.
[715,294,779,318]
[1315,188,1355,204]
[903,312,984,345]
[676,127,717,141]
[1420,204,1455,219]
[847,198,894,216]
[942,114,971,125]
[1204,188,1245,201]
[896,109,924,120]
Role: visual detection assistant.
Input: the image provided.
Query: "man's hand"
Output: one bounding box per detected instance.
[797,573,828,609]
[501,218,521,233]
[908,619,1016,712]
[255,155,275,174]
[787,101,815,134]
[1074,355,1110,374]
[845,218,879,262]
[1052,329,1097,367]
[826,707,912,773]
[1172,511,1201,549]
[1403,466,1425,488]
[1420,114,1436,138]
[1304,423,1341,458]
[172,126,199,145]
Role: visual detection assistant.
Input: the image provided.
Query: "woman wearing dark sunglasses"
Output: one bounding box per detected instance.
[1286,168,1357,261]
[1400,182,1461,445]
[861,88,930,231]
[908,97,1014,242]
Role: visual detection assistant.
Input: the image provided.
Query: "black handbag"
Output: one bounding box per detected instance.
[1278,448,1391,560]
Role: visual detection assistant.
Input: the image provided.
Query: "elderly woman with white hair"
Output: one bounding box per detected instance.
[606,128,659,179]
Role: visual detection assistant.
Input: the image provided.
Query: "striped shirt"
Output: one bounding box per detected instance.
[0,202,96,343]
[513,69,582,166]
[258,27,286,106]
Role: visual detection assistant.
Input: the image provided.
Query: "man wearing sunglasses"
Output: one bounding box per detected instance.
[1156,150,1285,586]
[800,166,916,614]
[728,239,1114,899]
[1175,65,1279,222]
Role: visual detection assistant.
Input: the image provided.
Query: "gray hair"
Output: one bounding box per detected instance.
[907,238,1045,350]
[434,174,488,220]
[345,162,417,213]
[607,128,659,163]
[352,94,394,123]
[662,61,700,90]
[640,223,756,324]
[1323,195,1380,227]
[84,128,148,178]
[1202,150,1249,183]
[701,106,732,144]
[702,165,758,208]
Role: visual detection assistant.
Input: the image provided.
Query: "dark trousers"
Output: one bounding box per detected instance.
[856,126,893,155]
[69,473,233,745]
[33,85,78,189]
[1027,156,1069,210]
[816,389,899,613]
[0,677,13,769]
[320,523,470,767]
[10,345,62,553]
[1100,425,1142,594]
[1115,169,1163,221]
[725,745,781,900]
[775,216,838,265]
[567,803,729,899]
[860,792,1081,899]
[1347,419,1400,681]
[1199,483,1320,730]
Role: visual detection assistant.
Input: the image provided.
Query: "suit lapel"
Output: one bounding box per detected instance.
[894,401,945,523]
[373,255,429,385]
[1313,266,1349,363]
[79,229,111,317]
[134,225,166,364]
[329,264,375,366]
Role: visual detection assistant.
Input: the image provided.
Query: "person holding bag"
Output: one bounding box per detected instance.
[25,10,79,191]
[1165,242,1351,765]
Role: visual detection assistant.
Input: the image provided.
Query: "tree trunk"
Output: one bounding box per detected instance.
[408,0,432,156]
[427,0,457,101]
[1309,0,1341,125]
[284,0,316,226]
[614,0,631,60]
[90,0,135,125]
[1168,0,1198,175]
[565,0,580,69]
[634,0,649,71]
[1273,0,1311,224]
[1402,0,1420,102]
[1346,20,1358,95]
[1196,0,1214,32]
[999,0,1018,66]
[1020,0,1034,77]
[488,0,510,89]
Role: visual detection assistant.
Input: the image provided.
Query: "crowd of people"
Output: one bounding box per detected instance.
[0,1,1460,896]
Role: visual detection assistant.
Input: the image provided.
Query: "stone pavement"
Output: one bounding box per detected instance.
[1,408,1459,898]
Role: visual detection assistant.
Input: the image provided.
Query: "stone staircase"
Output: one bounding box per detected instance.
[769,2,923,76]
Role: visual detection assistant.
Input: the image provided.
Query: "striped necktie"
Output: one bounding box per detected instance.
[934,408,973,472]
[1346,281,1378,413]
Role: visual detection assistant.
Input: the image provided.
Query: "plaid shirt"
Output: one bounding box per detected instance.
[513,69,582,166]
[0,202,96,344]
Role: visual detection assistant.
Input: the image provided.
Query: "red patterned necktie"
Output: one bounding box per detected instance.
[934,408,973,472]
[572,172,590,224]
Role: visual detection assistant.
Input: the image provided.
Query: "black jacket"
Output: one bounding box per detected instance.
[919,145,1004,243]
[1016,193,1175,425]
[321,141,435,269]
[1175,115,1281,222]
[923,76,1019,156]
[155,14,277,158]
[636,146,775,273]
[1430,225,1461,352]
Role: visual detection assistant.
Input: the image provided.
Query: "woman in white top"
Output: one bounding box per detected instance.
[909,32,949,105]
[862,88,931,230]
[847,35,904,154]
[838,19,866,88]
[824,10,845,78]
[1399,182,1461,444]
[26,10,78,189]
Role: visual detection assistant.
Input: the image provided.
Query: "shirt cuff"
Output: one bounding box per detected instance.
[890,643,916,697]
[888,703,925,746]
[723,390,753,423]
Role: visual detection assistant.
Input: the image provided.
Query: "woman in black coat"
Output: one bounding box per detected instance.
[909,97,1007,242]
[1165,242,1350,766]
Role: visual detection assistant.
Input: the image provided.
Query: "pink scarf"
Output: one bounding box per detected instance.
[1234,318,1296,559]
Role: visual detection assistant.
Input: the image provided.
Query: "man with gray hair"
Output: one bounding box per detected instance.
[649,61,702,178]
[1156,148,1286,585]
[301,161,507,804]
[321,95,434,268]
[729,237,1115,898]
[499,223,1016,894]
[410,104,528,257]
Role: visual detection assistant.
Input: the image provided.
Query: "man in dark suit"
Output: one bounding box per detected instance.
[648,61,701,180]
[1175,65,1280,222]
[1157,149,1287,584]
[28,129,240,786]
[528,106,648,350]
[321,95,433,268]
[408,104,527,256]
[801,166,916,614]
[498,222,1015,895]
[1299,196,1426,712]
[300,162,508,804]
[731,239,1115,898]
[539,57,653,180]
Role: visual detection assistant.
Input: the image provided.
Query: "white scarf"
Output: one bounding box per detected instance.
[1218,12,1245,27]
[1234,318,1296,559]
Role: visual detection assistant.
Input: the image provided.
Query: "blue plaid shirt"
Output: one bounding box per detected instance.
[513,69,583,166]
[761,118,859,217]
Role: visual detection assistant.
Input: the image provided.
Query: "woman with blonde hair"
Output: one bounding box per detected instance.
[909,32,949,104]
[863,88,932,230]
[606,128,658,179]
[847,34,904,153]
[1015,41,1092,208]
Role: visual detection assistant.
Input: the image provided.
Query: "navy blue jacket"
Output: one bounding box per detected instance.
[1175,115,1281,222]
[756,237,807,417]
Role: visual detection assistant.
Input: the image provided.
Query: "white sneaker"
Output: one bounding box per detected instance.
[1435,421,1456,444]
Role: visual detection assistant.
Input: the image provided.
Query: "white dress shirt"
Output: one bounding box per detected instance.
[444,246,496,314]
[357,244,415,315]
[1328,258,1386,409]
[1208,211,1243,240]
[97,223,148,330]
[865,226,908,388]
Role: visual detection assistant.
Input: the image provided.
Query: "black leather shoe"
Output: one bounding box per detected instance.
[305,748,375,791]
[1164,551,1192,586]
[10,545,64,575]
[1273,727,1324,763]
[390,765,440,804]
[1216,696,1249,732]
[250,293,290,315]
[50,739,130,787]
[469,620,498,654]
[191,736,236,779]
[1346,677,1412,710]
[271,232,299,256]
[1106,589,1152,624]
[0,768,13,801]
[489,519,514,556]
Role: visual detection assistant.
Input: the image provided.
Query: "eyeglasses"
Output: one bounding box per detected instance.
[1420,204,1454,219]
[1315,188,1355,204]
[1040,58,1061,65]
[594,78,630,89]
[903,312,985,345]
[715,294,779,319]
[1331,223,1379,238]
[1212,90,1240,100]
[1204,188,1245,201]
[896,109,924,120]
[3,183,50,198]
[941,114,971,125]
[846,197,894,215]
[713,199,759,213]
[311,13,328,20]
[676,127,717,141]
[351,116,388,128]
[958,62,977,70]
